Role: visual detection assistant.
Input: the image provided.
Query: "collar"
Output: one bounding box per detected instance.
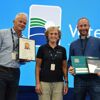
[11,28,16,34]
[80,35,90,40]
[11,28,23,37]
[46,43,59,49]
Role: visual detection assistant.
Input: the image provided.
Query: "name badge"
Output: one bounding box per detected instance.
[12,52,17,60]
[50,64,55,71]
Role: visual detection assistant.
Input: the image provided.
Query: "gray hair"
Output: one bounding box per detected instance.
[15,12,28,20]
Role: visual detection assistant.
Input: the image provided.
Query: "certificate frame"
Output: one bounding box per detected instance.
[19,38,35,61]
[87,57,100,73]
[71,56,89,74]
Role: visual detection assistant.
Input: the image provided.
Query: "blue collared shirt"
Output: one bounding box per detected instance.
[0,28,20,68]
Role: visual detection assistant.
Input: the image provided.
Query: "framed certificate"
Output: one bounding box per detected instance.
[87,57,100,73]
[71,56,89,74]
[19,38,35,61]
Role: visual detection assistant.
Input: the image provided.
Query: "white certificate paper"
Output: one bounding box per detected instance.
[19,38,35,60]
[87,58,100,73]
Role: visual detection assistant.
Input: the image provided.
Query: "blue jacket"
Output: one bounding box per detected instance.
[68,36,100,66]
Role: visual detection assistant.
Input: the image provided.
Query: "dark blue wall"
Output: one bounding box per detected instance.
[17,86,90,100]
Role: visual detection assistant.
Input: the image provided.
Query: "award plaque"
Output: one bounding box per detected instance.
[19,38,35,61]
[71,56,89,74]
[87,57,100,73]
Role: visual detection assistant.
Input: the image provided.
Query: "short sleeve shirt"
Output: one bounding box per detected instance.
[37,44,67,82]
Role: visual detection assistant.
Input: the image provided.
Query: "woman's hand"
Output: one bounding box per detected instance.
[63,83,68,95]
[35,83,42,95]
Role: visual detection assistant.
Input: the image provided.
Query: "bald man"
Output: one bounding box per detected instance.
[68,17,100,100]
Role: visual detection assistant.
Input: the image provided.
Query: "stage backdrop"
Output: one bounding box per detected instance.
[0,0,100,87]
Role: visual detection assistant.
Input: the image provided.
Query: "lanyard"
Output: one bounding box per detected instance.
[10,29,18,51]
[80,38,88,55]
[49,50,57,63]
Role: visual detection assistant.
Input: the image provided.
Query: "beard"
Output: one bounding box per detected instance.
[79,29,89,36]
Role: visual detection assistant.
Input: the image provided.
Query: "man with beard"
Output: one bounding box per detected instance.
[68,17,100,100]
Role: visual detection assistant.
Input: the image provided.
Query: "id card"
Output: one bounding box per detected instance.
[12,52,17,60]
[50,64,55,71]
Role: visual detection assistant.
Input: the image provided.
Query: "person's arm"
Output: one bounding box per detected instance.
[36,58,42,85]
[62,49,68,94]
[68,43,75,75]
[62,60,68,95]
[0,30,3,48]
[35,58,42,94]
[62,48,68,95]
[62,60,68,82]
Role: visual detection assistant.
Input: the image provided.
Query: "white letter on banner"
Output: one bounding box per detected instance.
[69,24,78,38]
[94,29,100,38]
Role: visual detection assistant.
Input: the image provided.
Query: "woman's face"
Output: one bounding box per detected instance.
[47,29,60,43]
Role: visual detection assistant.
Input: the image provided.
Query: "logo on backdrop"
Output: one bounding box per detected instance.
[28,5,62,46]
[30,17,46,46]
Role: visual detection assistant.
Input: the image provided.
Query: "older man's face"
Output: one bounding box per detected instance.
[14,14,27,32]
